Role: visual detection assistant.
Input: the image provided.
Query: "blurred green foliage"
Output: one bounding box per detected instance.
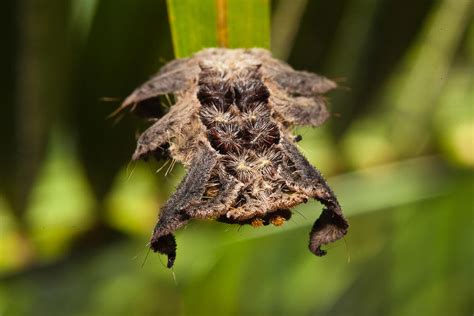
[0,0,473,315]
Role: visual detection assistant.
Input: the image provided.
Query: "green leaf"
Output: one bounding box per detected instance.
[166,0,218,58]
[226,0,270,49]
[166,0,270,57]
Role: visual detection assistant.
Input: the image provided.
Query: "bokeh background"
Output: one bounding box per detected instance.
[1,0,473,315]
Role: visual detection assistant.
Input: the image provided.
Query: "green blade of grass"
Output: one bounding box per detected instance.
[226,0,270,49]
[166,0,218,58]
[166,0,270,57]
